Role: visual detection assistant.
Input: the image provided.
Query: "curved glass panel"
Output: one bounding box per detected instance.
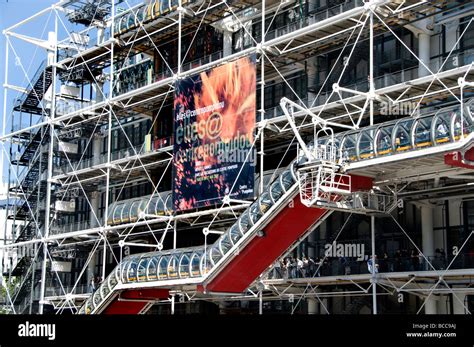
[280,168,295,191]
[357,129,375,160]
[270,180,284,202]
[136,6,146,24]
[200,252,212,275]
[137,257,149,281]
[114,266,121,283]
[238,210,252,234]
[84,299,92,314]
[190,252,202,277]
[153,1,161,17]
[433,111,453,144]
[121,201,132,223]
[107,272,117,291]
[257,191,273,215]
[158,256,169,279]
[160,0,170,14]
[179,254,190,278]
[249,202,262,224]
[127,12,136,30]
[375,126,393,156]
[219,234,233,255]
[146,257,158,281]
[146,196,158,215]
[126,258,138,282]
[100,282,110,299]
[167,256,179,279]
[210,245,223,265]
[165,194,172,214]
[112,204,123,224]
[229,224,243,245]
[341,133,357,161]
[129,200,139,222]
[119,16,128,34]
[393,119,413,152]
[120,260,129,283]
[170,0,179,9]
[414,117,433,147]
[453,110,473,140]
[93,290,102,307]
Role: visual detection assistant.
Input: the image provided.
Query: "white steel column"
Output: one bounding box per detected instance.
[369,5,377,315]
[421,205,434,259]
[39,26,58,314]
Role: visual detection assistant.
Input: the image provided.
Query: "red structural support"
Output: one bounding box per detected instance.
[103,289,169,314]
[444,147,474,169]
[202,174,373,294]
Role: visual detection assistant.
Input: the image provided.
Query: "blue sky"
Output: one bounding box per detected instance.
[1,0,57,117]
[0,0,57,183]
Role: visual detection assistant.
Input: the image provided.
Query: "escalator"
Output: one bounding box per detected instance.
[79,100,474,314]
[79,157,372,314]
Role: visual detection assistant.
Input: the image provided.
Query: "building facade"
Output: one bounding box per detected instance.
[1,0,474,315]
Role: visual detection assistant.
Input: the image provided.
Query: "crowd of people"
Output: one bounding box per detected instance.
[267,248,450,280]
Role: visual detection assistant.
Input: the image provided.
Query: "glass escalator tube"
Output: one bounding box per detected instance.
[84,299,93,314]
[119,259,129,283]
[340,133,357,162]
[209,243,223,266]
[167,255,179,279]
[269,179,284,203]
[146,256,159,281]
[100,280,110,299]
[218,233,233,257]
[190,250,203,277]
[356,127,375,160]
[433,109,454,145]
[200,248,212,275]
[279,166,296,192]
[257,191,273,215]
[158,255,169,280]
[160,0,171,14]
[152,0,161,18]
[137,256,150,282]
[119,15,128,35]
[108,268,118,290]
[127,257,139,283]
[92,288,102,308]
[392,118,414,153]
[164,193,173,215]
[452,106,474,140]
[238,210,253,235]
[374,124,394,157]
[107,203,116,225]
[249,200,262,225]
[229,224,243,246]
[415,115,435,148]
[178,252,191,278]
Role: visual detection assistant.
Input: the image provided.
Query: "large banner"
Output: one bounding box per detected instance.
[173,55,256,211]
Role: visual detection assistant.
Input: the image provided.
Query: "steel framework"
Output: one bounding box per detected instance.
[1,0,474,315]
